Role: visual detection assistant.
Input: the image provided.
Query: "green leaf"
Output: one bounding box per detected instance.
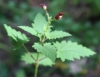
[32,13,47,34]
[18,26,37,36]
[33,43,42,52]
[54,41,96,62]
[21,53,54,66]
[32,43,56,62]
[4,24,29,49]
[46,30,71,39]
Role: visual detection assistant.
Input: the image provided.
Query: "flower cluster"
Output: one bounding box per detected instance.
[40,3,65,20]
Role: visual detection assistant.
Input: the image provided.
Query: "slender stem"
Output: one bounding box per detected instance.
[42,19,51,42]
[34,53,40,77]
[45,10,49,20]
[34,63,39,77]
[23,45,36,61]
[33,8,52,77]
[39,57,46,61]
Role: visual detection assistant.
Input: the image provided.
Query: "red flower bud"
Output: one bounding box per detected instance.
[55,12,65,20]
[40,4,47,10]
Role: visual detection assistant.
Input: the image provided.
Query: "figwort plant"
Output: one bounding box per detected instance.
[4,4,95,77]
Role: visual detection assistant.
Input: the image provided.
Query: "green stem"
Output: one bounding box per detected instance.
[34,8,52,77]
[34,53,40,77]
[23,45,36,61]
[39,57,46,61]
[45,10,49,20]
[42,18,52,42]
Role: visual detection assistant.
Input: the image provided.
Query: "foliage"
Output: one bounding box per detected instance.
[0,0,100,77]
[22,53,54,66]
[33,43,56,62]
[46,30,71,39]
[32,13,47,35]
[54,41,95,61]
[19,26,37,36]
[4,12,95,67]
[4,24,29,49]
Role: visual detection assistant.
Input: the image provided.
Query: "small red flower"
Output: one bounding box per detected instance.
[55,12,65,20]
[40,3,47,10]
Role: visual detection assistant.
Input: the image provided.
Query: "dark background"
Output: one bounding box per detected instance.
[0,0,100,77]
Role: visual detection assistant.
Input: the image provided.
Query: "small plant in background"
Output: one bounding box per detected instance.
[4,4,96,77]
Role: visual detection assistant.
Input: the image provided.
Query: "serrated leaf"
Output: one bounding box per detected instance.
[32,43,56,62]
[4,24,29,42]
[21,53,54,66]
[33,43,42,52]
[4,24,29,49]
[46,30,71,39]
[18,26,37,36]
[32,13,47,34]
[54,41,96,62]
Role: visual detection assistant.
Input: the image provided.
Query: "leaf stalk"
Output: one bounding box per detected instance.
[23,45,36,61]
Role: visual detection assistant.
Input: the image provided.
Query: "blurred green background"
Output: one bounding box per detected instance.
[0,0,100,77]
